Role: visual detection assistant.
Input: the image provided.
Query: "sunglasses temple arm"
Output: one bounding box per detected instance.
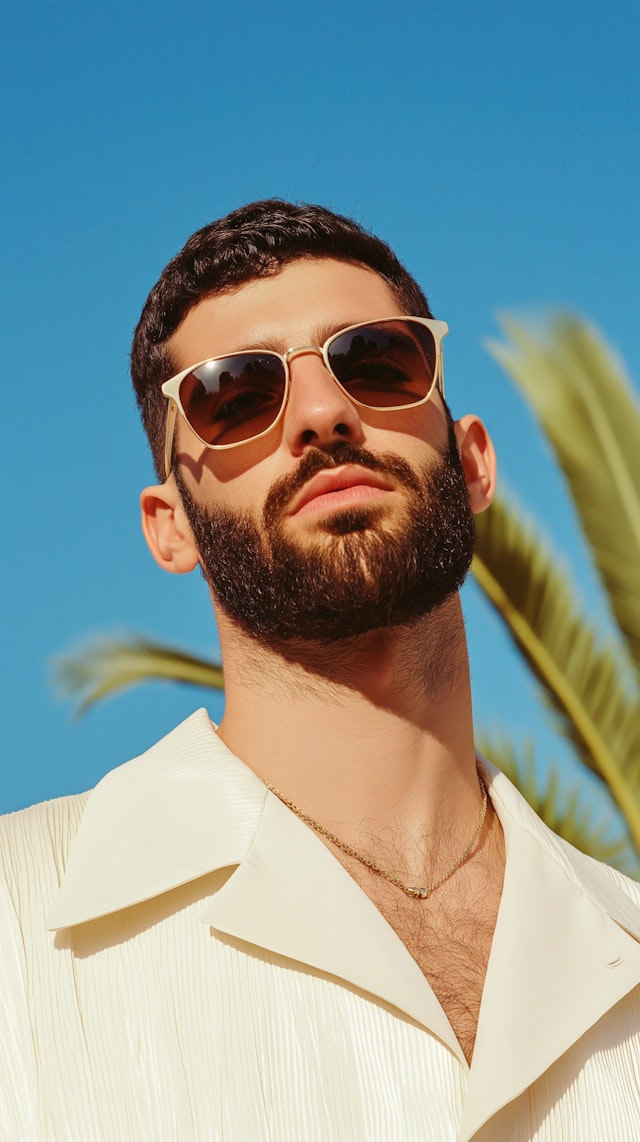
[438,348,445,401]
[164,400,177,480]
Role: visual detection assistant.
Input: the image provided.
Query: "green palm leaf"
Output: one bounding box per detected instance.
[487,315,640,676]
[476,731,639,875]
[472,493,640,848]
[53,635,224,714]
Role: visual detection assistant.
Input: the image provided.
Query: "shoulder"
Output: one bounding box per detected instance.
[0,791,90,910]
[553,828,640,909]
[0,710,229,925]
[533,808,640,913]
[0,711,213,886]
[481,757,640,927]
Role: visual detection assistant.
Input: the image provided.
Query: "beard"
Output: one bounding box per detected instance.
[174,424,476,646]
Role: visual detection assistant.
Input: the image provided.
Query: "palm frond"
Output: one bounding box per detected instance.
[488,314,640,676]
[472,492,640,847]
[52,635,224,715]
[477,730,640,876]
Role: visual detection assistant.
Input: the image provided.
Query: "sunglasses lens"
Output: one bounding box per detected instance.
[327,320,437,408]
[179,353,287,446]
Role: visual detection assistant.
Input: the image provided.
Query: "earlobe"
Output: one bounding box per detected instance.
[140,481,200,575]
[453,415,497,514]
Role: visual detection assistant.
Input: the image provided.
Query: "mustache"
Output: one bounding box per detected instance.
[263,441,425,524]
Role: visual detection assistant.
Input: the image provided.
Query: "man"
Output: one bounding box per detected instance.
[1,200,640,1141]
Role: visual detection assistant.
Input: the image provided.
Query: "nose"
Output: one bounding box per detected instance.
[281,347,365,455]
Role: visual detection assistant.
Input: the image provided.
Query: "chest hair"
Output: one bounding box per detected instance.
[338,807,505,1064]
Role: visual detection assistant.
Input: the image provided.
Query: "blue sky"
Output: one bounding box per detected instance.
[1,0,638,815]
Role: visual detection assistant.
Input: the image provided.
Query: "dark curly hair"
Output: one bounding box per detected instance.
[131,199,433,477]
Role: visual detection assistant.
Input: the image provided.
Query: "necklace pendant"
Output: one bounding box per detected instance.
[408,886,429,899]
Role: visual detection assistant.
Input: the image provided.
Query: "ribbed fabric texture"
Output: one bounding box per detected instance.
[2,758,640,1139]
[0,798,467,1140]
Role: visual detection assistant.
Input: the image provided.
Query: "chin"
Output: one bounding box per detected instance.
[291,502,392,540]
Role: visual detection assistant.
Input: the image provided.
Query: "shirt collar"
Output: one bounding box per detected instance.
[47,708,463,1055]
[47,708,640,1132]
[46,708,268,931]
[48,711,640,943]
[461,763,640,1139]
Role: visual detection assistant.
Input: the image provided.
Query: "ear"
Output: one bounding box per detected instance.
[140,480,200,574]
[453,415,497,514]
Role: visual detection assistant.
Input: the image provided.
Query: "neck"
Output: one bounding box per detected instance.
[216,594,481,853]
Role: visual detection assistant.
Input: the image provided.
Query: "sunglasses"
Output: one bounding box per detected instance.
[161,316,448,477]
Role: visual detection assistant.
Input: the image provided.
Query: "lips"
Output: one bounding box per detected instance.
[287,464,396,518]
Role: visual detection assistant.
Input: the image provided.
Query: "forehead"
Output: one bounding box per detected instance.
[169,257,405,369]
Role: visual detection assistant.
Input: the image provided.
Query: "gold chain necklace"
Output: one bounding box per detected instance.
[265,773,488,900]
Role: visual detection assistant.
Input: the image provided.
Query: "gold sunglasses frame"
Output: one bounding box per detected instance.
[160,316,448,478]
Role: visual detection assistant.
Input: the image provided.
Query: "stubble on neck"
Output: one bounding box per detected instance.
[217,592,471,750]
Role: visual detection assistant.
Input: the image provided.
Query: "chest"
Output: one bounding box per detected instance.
[383,885,501,1062]
[347,830,505,1064]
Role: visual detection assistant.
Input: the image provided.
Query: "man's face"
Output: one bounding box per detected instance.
[165,258,477,643]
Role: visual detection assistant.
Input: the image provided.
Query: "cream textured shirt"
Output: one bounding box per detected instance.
[1,709,640,1141]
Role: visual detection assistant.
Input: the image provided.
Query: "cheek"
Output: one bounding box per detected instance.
[405,402,449,444]
[192,470,269,519]
[362,402,450,459]
[174,422,283,513]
